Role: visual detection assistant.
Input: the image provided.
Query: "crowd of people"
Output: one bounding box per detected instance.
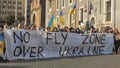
[0,23,120,61]
[48,26,120,54]
[47,25,112,34]
[0,23,116,34]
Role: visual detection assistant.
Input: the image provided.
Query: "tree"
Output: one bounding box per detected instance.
[0,16,5,25]
[18,16,25,22]
[0,15,25,26]
[6,15,15,25]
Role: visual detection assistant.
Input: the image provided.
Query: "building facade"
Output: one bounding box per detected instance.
[0,0,25,23]
[46,0,120,30]
[31,0,46,29]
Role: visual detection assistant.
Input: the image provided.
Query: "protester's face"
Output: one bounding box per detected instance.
[76,29,80,32]
[90,28,93,32]
[57,25,60,28]
[4,25,8,29]
[0,27,3,32]
[114,29,118,33]
[30,25,34,30]
[17,24,21,29]
[71,28,74,32]
[65,27,68,30]
[47,28,50,31]
[53,28,57,32]
[102,29,105,32]
[109,29,113,33]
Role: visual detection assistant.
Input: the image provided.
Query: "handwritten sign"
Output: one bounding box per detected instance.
[4,30,114,60]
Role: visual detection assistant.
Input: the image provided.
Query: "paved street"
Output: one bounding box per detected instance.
[0,53,120,68]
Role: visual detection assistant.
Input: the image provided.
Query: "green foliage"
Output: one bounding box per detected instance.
[6,15,15,25]
[0,15,25,25]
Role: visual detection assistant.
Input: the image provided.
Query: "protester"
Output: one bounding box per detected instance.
[75,28,81,34]
[114,28,120,54]
[52,27,58,32]
[3,24,9,30]
[17,23,23,29]
[94,28,99,33]
[46,27,50,32]
[57,24,64,32]
[30,24,36,30]
[108,28,113,33]
[1,22,120,56]
[63,26,69,32]
[81,28,85,34]
[0,25,4,60]
[69,27,75,33]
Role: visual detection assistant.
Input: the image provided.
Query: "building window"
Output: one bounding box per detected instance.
[18,12,22,15]
[91,17,95,26]
[3,5,6,8]
[70,15,72,25]
[47,0,52,12]
[18,7,22,9]
[8,1,12,4]
[62,0,65,7]
[80,8,83,22]
[56,16,59,25]
[10,6,12,9]
[56,0,59,10]
[8,6,9,9]
[2,11,4,14]
[13,1,16,4]
[4,11,7,14]
[10,12,12,15]
[27,15,30,19]
[13,6,15,9]
[105,1,111,21]
[18,2,22,5]
[3,1,7,3]
[69,0,73,4]
[33,14,36,24]
[12,12,15,15]
[7,11,9,14]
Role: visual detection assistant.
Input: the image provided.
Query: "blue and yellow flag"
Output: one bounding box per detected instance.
[70,4,76,14]
[48,14,56,31]
[0,32,4,54]
[60,11,65,26]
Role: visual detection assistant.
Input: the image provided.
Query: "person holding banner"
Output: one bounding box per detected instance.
[75,28,81,34]
[46,27,50,32]
[69,27,75,33]
[63,26,69,32]
[114,28,120,54]
[52,27,58,32]
[0,25,4,60]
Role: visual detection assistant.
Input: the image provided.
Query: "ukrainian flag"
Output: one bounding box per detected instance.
[48,14,56,31]
[60,11,65,26]
[70,4,76,14]
[0,33,4,55]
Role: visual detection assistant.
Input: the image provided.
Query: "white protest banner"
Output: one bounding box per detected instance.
[4,30,114,60]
